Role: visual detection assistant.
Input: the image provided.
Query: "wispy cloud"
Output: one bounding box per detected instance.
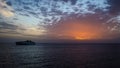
[0,0,14,17]
[0,21,17,29]
[0,21,46,38]
[0,21,20,35]
[106,15,120,31]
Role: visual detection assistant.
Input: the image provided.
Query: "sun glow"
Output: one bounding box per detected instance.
[48,21,109,40]
[75,36,87,40]
[70,31,100,40]
[74,33,94,40]
[66,22,106,40]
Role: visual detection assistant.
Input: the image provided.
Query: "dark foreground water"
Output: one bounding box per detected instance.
[0,43,120,68]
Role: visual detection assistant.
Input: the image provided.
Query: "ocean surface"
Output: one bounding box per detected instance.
[0,43,120,68]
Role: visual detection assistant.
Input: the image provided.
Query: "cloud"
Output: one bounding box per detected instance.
[0,22,22,37]
[106,14,120,32]
[0,21,46,38]
[107,15,120,24]
[0,0,14,17]
[18,27,46,36]
[0,21,26,35]
[6,0,110,25]
[0,21,21,35]
[0,21,18,29]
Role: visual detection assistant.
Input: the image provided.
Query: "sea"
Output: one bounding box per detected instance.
[0,43,120,68]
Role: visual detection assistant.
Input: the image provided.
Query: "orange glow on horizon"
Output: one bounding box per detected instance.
[74,33,95,40]
[48,20,110,40]
[64,22,107,40]
[75,36,88,40]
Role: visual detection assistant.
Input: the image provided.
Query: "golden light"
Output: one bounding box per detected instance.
[74,33,94,40]
[22,27,46,36]
[48,19,110,40]
[64,22,106,40]
[0,9,14,17]
[75,36,86,40]
[68,30,101,40]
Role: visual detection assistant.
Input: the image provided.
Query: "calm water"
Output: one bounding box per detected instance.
[0,43,120,68]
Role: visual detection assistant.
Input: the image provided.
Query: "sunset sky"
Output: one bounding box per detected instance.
[0,0,120,42]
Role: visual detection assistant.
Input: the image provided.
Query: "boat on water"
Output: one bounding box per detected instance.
[16,40,36,45]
